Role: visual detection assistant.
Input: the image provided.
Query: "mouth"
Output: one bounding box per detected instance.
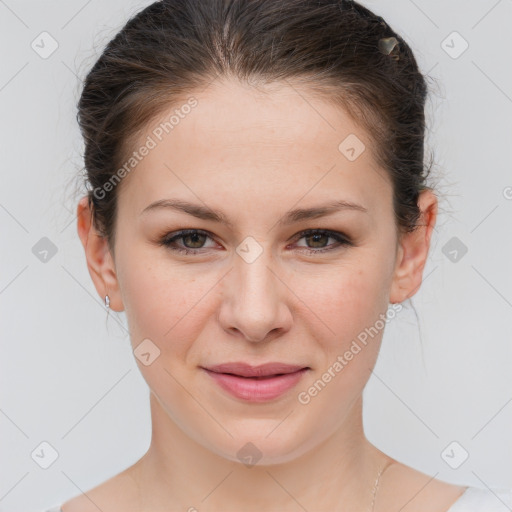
[201,362,310,402]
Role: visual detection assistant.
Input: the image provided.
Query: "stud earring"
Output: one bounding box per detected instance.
[104,295,110,309]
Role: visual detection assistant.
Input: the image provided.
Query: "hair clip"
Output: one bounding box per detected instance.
[378,37,400,61]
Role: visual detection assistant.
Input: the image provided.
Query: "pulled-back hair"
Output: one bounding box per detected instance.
[77,0,436,252]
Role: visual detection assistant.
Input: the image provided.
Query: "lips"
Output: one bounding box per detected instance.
[201,362,310,402]
[203,362,308,378]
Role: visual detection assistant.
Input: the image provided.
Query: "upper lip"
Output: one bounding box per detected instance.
[203,362,309,377]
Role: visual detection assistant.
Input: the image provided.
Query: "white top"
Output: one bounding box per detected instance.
[44,486,512,512]
[446,486,512,511]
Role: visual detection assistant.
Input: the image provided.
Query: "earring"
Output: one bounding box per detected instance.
[104,295,110,309]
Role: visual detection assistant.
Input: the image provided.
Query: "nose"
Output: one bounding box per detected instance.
[218,247,293,343]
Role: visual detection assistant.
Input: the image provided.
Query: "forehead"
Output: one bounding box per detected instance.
[118,78,393,219]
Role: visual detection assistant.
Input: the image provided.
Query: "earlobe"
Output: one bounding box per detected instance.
[389,190,438,304]
[76,196,124,312]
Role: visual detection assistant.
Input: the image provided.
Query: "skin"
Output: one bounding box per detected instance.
[70,78,467,511]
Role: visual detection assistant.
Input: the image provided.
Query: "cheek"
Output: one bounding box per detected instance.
[117,237,393,361]
[294,264,390,413]
[117,249,209,356]
[297,261,389,343]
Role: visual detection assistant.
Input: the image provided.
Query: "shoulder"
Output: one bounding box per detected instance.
[375,460,473,512]
[378,459,512,512]
[446,486,512,512]
[59,464,141,512]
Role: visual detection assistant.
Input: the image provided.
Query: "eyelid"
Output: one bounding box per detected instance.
[159,228,353,255]
[289,229,353,253]
[160,228,219,249]
[291,228,351,244]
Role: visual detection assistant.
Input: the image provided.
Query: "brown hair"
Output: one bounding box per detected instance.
[77,0,437,253]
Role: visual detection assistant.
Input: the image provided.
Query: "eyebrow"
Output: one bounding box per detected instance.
[140,198,368,227]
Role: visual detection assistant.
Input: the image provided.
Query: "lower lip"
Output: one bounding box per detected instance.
[203,368,309,402]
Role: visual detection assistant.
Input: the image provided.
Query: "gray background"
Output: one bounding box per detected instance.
[1,1,511,510]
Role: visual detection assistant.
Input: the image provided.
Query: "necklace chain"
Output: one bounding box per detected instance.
[369,460,396,512]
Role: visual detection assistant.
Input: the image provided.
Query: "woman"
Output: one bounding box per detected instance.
[46,0,512,510]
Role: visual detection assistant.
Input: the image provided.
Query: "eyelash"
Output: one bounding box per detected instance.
[158,228,352,255]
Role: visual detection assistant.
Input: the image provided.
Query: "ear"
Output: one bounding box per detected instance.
[389,189,438,304]
[76,196,124,312]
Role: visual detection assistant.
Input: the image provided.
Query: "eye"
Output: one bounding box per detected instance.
[291,229,353,254]
[159,229,217,255]
[158,228,353,255]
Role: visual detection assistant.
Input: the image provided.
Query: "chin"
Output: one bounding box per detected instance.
[198,420,318,467]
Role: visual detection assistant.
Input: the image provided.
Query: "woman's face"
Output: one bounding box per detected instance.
[98,79,411,464]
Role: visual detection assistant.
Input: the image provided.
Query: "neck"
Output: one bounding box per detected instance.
[132,393,390,511]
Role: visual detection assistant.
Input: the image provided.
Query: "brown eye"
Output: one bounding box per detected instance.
[159,228,352,256]
[181,232,207,249]
[293,229,352,254]
[304,232,330,248]
[159,229,216,254]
